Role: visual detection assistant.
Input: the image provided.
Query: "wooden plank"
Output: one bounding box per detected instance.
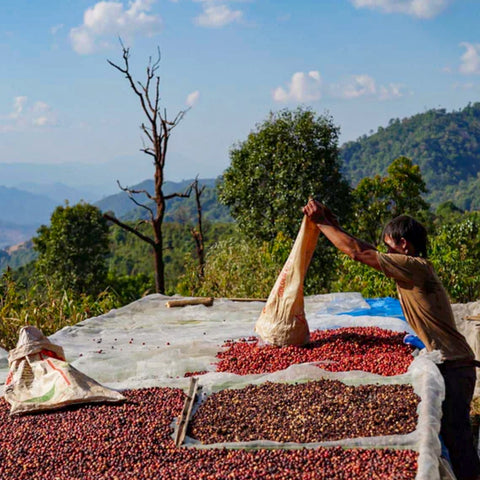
[174,377,199,447]
[227,297,267,302]
[166,297,214,308]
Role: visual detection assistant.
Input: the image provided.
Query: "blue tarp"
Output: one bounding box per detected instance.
[339,296,406,321]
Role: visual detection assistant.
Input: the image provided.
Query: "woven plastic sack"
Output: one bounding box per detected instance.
[5,326,124,415]
[255,216,320,346]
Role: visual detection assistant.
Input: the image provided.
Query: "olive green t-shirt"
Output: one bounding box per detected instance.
[377,252,474,361]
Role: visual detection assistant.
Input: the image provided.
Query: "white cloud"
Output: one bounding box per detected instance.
[9,96,27,119]
[33,117,50,127]
[50,24,64,35]
[273,71,322,103]
[194,1,243,28]
[1,97,57,132]
[452,82,476,90]
[70,0,162,55]
[459,42,480,75]
[378,83,406,100]
[350,0,450,19]
[186,90,200,107]
[332,74,377,99]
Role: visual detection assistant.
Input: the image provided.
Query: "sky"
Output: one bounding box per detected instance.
[1,0,480,187]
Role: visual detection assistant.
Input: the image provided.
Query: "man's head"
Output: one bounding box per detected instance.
[382,215,428,258]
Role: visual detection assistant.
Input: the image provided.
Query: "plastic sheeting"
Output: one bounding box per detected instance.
[0,348,7,369]
[0,292,449,480]
[339,296,406,320]
[1,292,402,392]
[179,352,444,480]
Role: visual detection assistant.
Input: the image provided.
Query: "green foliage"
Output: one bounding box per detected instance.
[0,269,120,350]
[108,221,235,295]
[341,103,480,208]
[105,272,154,304]
[177,229,336,298]
[331,251,397,299]
[351,157,429,245]
[434,201,465,226]
[33,203,110,296]
[177,232,292,298]
[219,107,352,242]
[429,213,480,303]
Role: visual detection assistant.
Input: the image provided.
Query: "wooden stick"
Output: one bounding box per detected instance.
[227,297,267,302]
[466,315,480,322]
[165,297,214,308]
[174,377,199,447]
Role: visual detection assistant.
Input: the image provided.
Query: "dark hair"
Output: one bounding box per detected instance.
[382,215,428,258]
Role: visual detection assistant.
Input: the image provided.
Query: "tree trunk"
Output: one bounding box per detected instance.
[108,45,190,296]
[153,240,165,294]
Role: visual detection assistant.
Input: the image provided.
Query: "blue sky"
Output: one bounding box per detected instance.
[1,0,479,186]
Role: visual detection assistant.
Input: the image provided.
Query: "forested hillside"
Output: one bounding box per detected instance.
[341,102,480,209]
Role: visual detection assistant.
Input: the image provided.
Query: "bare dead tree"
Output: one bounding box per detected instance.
[105,43,191,293]
[190,177,206,279]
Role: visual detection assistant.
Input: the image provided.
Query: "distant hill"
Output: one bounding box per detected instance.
[15,182,100,204]
[0,239,37,272]
[340,102,480,209]
[0,186,58,226]
[0,220,38,249]
[96,178,232,223]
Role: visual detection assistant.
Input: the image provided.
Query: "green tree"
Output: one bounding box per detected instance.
[177,231,292,298]
[352,156,429,245]
[219,107,352,241]
[33,202,110,296]
[434,201,464,226]
[429,213,480,303]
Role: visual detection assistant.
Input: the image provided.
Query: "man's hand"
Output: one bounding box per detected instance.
[303,199,339,227]
[303,198,381,270]
[302,199,325,223]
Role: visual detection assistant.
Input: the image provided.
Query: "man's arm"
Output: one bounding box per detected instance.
[303,200,382,271]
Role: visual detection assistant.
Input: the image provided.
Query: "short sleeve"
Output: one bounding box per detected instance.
[376,252,415,285]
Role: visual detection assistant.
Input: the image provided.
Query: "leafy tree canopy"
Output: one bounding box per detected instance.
[351,156,430,245]
[219,107,352,242]
[33,202,110,296]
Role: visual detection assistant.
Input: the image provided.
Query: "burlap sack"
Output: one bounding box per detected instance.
[4,326,124,415]
[255,216,320,346]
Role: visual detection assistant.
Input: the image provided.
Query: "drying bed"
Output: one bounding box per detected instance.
[0,387,418,480]
[188,379,419,444]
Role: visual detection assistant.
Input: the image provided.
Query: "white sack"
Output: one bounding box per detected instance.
[5,326,124,415]
[255,216,320,346]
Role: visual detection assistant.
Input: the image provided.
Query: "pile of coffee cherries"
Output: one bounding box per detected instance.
[215,327,413,376]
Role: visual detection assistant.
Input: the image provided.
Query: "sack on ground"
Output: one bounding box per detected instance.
[255,216,320,346]
[4,326,125,415]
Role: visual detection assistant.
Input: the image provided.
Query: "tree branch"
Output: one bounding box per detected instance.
[164,182,194,201]
[103,213,155,246]
[117,181,155,220]
[117,180,155,202]
[107,44,155,125]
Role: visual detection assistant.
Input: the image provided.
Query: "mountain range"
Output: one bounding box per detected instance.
[2,102,480,248]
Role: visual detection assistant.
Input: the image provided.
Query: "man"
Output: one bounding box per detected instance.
[303,199,480,480]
